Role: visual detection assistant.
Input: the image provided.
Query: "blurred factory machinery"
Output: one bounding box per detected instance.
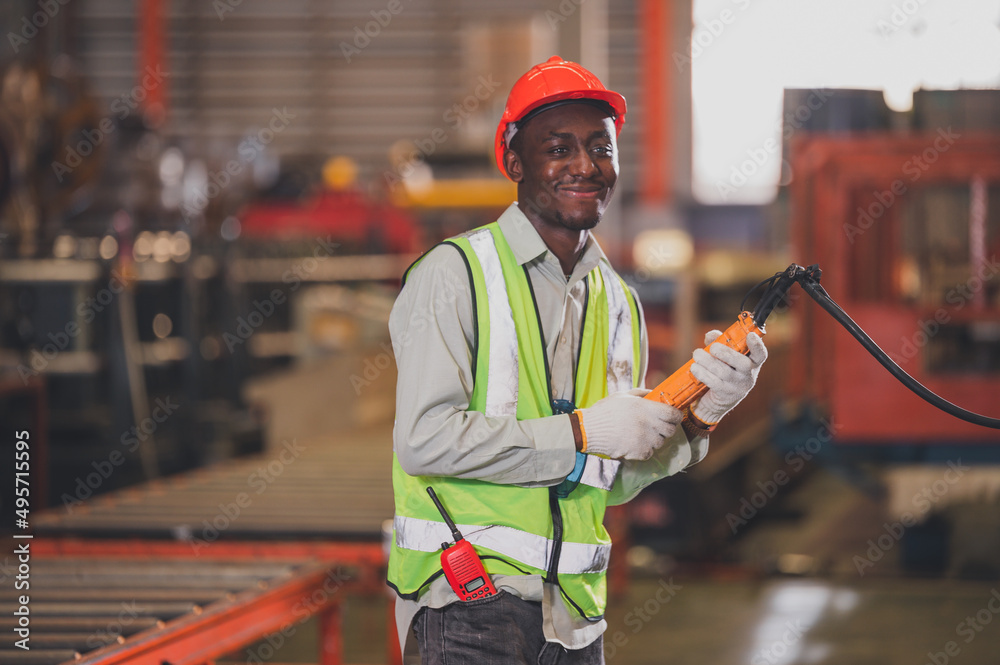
[1,1,999,664]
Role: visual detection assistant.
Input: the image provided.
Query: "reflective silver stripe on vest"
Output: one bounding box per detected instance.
[599,262,634,394]
[467,229,519,417]
[579,455,620,491]
[394,515,610,575]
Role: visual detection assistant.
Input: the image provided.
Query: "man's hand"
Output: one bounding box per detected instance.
[578,388,682,461]
[689,330,767,425]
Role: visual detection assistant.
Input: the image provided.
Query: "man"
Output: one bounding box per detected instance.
[388,56,766,663]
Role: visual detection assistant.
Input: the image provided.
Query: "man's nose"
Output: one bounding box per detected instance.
[569,146,598,177]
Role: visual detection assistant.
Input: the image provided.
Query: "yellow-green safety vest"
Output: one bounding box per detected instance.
[387,221,642,620]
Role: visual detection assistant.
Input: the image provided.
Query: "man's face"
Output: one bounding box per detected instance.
[504,104,619,232]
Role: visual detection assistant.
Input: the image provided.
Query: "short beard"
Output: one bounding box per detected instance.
[550,207,602,231]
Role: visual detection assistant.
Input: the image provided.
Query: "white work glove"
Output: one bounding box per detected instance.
[689,330,767,425]
[577,388,682,461]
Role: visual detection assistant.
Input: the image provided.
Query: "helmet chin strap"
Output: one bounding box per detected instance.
[503,122,519,150]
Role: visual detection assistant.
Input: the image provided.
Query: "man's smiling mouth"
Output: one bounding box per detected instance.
[557,184,604,198]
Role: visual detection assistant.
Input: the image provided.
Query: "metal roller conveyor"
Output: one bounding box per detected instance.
[27,428,400,665]
[2,552,362,665]
[35,432,395,542]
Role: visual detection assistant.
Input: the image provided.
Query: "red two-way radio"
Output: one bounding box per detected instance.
[426,487,498,601]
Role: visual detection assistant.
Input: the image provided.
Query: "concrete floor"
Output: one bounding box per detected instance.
[234,574,999,664]
[605,576,998,665]
[603,467,1000,664]
[229,468,1000,663]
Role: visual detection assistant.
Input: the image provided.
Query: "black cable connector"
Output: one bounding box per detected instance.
[743,264,1000,430]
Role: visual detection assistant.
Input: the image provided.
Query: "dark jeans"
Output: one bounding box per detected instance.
[413,590,604,665]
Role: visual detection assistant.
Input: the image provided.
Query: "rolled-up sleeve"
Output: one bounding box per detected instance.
[606,429,708,505]
[390,245,577,486]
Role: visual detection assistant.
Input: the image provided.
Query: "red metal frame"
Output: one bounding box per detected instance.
[33,538,381,567]
[138,0,167,122]
[73,563,340,665]
[33,539,399,665]
[639,0,672,204]
[789,133,1000,443]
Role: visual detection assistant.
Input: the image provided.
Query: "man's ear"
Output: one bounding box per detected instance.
[503,149,524,183]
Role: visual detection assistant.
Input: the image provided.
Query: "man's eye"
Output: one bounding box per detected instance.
[592,145,613,156]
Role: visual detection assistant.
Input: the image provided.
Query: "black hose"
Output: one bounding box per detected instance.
[740,273,778,314]
[796,279,1000,430]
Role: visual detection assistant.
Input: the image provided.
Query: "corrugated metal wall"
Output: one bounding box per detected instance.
[73,0,651,198]
[609,0,641,200]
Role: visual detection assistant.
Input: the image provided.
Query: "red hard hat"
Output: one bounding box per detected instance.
[494,55,627,180]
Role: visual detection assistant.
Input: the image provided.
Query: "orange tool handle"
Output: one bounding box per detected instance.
[644,311,765,408]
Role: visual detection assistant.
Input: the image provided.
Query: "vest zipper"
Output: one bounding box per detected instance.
[521,265,554,403]
[545,486,564,583]
[521,267,564,582]
[524,265,601,620]
[573,277,590,405]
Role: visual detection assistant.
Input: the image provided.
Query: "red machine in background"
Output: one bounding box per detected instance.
[237,156,422,255]
[239,187,421,254]
[788,134,1000,443]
